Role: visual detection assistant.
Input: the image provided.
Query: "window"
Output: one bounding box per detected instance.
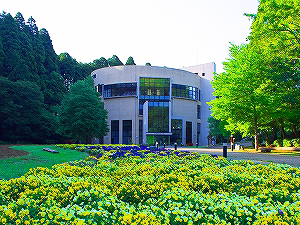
[139,120,143,144]
[122,120,132,144]
[148,105,169,133]
[197,122,201,145]
[171,119,182,144]
[104,83,137,98]
[111,120,119,144]
[186,121,192,144]
[172,84,199,100]
[139,77,170,115]
[197,105,201,119]
[92,74,96,79]
[95,84,102,96]
[202,73,205,76]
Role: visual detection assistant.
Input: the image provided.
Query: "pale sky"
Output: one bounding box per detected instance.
[2,0,259,73]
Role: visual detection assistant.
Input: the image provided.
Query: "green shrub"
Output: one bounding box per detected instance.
[283,139,293,147]
[273,139,283,147]
[291,138,300,147]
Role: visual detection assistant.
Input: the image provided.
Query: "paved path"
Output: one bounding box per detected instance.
[175,147,300,168]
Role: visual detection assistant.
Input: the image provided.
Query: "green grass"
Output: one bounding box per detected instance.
[0,145,89,180]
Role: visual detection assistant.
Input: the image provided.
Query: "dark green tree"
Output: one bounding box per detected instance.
[107,55,123,67]
[145,62,151,66]
[0,77,59,143]
[58,76,109,143]
[125,56,136,65]
[91,57,109,69]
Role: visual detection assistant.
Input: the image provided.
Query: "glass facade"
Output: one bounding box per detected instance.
[171,119,182,144]
[139,77,170,115]
[172,84,199,100]
[122,120,132,144]
[111,120,119,144]
[148,104,169,133]
[104,83,137,98]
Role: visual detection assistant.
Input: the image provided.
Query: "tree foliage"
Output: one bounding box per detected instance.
[58,77,109,143]
[209,0,300,149]
[107,55,123,67]
[91,57,109,69]
[125,56,136,65]
[207,116,231,144]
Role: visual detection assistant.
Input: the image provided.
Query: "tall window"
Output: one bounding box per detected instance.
[122,120,132,144]
[186,121,192,144]
[139,120,143,144]
[104,83,137,98]
[171,119,182,144]
[148,102,169,133]
[111,120,119,144]
[197,105,201,119]
[197,122,201,145]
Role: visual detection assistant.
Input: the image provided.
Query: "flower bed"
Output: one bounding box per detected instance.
[0,146,300,224]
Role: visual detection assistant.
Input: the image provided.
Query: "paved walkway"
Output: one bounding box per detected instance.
[174,146,300,168]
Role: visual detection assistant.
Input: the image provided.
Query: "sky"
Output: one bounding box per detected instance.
[2,0,259,73]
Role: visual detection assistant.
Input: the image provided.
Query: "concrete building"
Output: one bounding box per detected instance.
[91,63,216,146]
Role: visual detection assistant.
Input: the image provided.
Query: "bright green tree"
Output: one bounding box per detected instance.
[58,76,109,143]
[209,44,275,150]
[248,0,300,138]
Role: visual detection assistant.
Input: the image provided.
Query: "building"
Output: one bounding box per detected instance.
[91,63,216,146]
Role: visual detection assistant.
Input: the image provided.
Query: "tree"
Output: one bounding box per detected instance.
[125,56,136,65]
[248,0,299,62]
[248,0,300,138]
[207,116,231,144]
[0,77,59,143]
[107,55,123,67]
[58,76,109,143]
[91,57,109,69]
[209,44,275,150]
[145,62,151,66]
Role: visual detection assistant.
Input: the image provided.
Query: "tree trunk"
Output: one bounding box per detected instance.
[254,117,259,151]
[278,118,286,139]
[291,124,299,138]
[264,130,270,146]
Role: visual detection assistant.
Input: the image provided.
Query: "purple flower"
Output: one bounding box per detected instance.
[278,209,284,216]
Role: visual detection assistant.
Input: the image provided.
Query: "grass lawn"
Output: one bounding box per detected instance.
[0,145,89,180]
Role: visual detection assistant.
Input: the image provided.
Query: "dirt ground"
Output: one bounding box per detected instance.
[0,145,29,159]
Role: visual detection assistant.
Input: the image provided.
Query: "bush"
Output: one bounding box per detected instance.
[283,139,293,147]
[273,139,283,147]
[291,138,300,148]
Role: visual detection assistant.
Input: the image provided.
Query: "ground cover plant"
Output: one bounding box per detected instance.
[0,145,89,180]
[0,145,300,224]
